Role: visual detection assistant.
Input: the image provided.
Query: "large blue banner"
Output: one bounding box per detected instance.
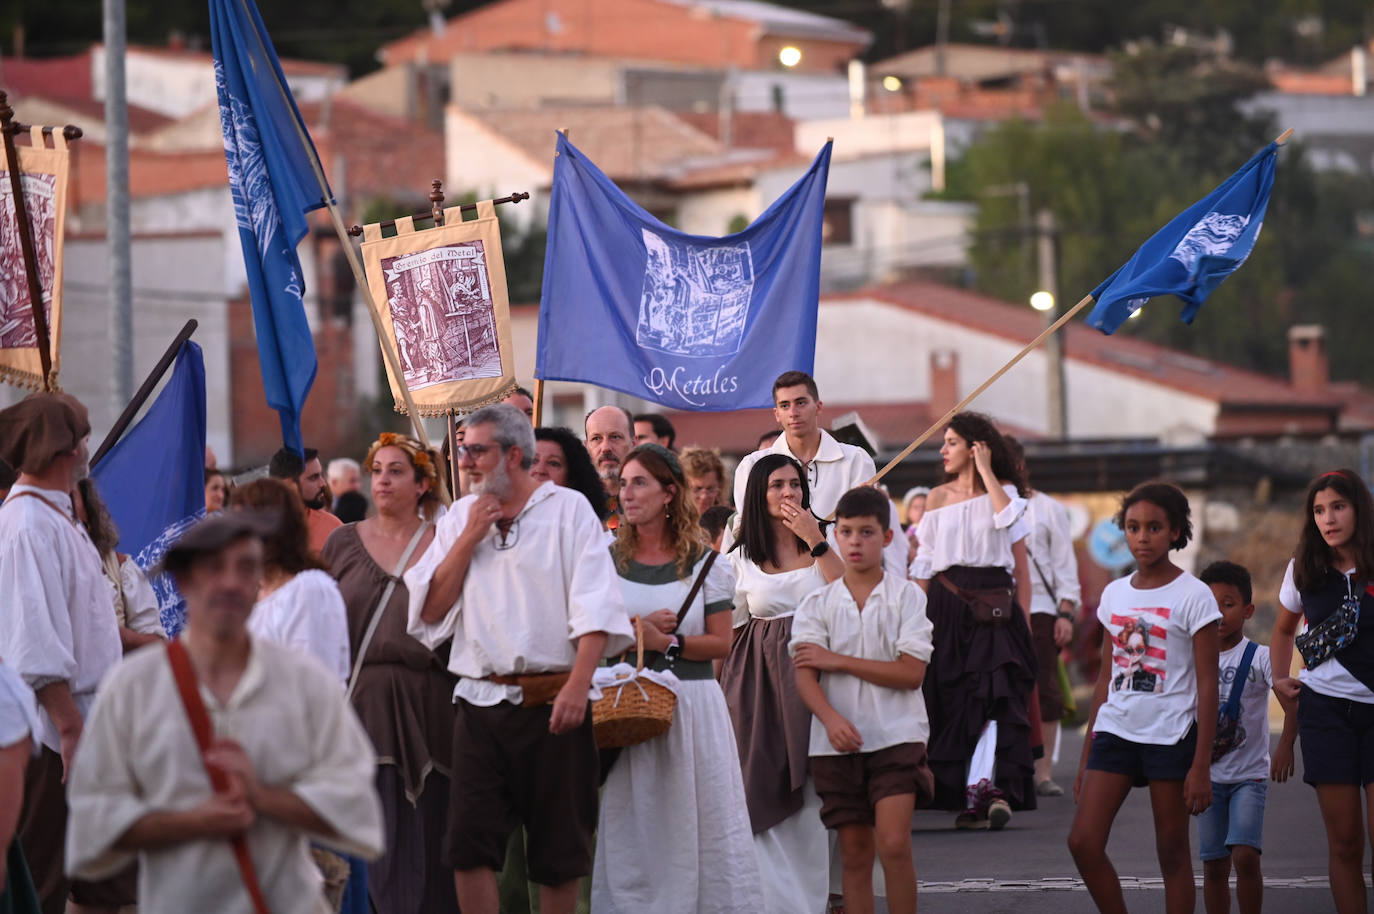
[210,0,330,454]
[536,133,831,410]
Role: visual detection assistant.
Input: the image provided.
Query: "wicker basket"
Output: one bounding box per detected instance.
[592,618,677,749]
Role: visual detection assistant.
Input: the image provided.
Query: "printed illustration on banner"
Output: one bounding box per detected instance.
[0,173,58,349]
[636,229,754,358]
[384,241,502,390]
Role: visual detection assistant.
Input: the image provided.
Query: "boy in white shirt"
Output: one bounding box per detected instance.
[1197,561,1295,914]
[790,487,935,914]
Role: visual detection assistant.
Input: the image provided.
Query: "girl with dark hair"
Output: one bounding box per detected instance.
[72,477,165,649]
[532,426,610,522]
[1271,469,1374,914]
[910,411,1037,831]
[1069,481,1220,914]
[720,453,843,913]
[231,478,350,683]
[593,444,762,912]
[321,434,457,914]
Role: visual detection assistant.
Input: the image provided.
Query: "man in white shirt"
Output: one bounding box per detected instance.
[0,393,125,914]
[732,371,907,576]
[64,512,384,914]
[406,404,633,914]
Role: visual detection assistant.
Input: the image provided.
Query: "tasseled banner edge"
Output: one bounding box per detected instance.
[391,380,519,418]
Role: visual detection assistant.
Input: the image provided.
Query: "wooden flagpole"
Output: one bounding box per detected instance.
[235,0,430,449]
[0,91,58,390]
[90,319,198,468]
[859,126,1296,495]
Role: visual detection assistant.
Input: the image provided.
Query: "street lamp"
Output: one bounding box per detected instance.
[882,75,903,92]
[1029,290,1055,312]
[779,46,802,68]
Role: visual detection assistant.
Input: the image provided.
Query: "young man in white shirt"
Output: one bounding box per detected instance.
[0,393,125,914]
[64,512,384,914]
[732,371,906,577]
[790,486,936,914]
[407,404,634,914]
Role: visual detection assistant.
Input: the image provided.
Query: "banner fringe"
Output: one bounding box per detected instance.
[392,381,519,419]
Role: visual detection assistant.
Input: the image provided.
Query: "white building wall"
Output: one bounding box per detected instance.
[674,185,762,236]
[444,108,551,232]
[729,70,851,120]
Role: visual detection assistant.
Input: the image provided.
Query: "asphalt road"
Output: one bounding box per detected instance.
[890,725,1343,913]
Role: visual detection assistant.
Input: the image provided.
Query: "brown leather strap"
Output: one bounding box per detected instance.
[165,640,272,914]
[935,573,970,604]
[675,549,719,628]
[4,490,78,526]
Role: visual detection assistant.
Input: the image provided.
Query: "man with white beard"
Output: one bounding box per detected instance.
[405,403,633,914]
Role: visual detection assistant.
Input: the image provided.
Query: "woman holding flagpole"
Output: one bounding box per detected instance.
[910,412,1038,831]
[322,434,457,914]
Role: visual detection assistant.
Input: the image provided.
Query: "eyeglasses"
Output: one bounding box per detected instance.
[456,443,501,461]
[690,485,720,498]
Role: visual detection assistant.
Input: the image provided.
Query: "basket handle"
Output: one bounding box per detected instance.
[633,616,646,672]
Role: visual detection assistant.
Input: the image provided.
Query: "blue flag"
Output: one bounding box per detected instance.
[1087,141,1279,335]
[210,0,329,454]
[90,342,207,637]
[536,134,831,410]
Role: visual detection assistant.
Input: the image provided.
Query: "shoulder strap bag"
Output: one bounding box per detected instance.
[345,522,430,701]
[1212,640,1259,763]
[165,639,272,914]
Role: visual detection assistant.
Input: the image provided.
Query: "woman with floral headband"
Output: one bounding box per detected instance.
[321,433,456,914]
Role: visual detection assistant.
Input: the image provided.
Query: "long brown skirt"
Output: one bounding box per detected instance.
[924,565,1039,812]
[720,614,813,834]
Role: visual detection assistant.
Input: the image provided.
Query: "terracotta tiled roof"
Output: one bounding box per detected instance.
[0,54,92,101]
[119,43,346,79]
[1268,70,1355,95]
[18,94,172,134]
[461,105,724,181]
[72,145,230,202]
[297,99,446,206]
[672,110,797,153]
[862,281,1344,410]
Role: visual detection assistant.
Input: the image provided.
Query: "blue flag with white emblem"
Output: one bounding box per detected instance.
[90,341,207,636]
[1087,141,1279,335]
[536,133,831,410]
[210,0,329,454]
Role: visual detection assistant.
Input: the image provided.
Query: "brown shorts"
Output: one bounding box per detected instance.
[1031,613,1067,723]
[444,699,599,886]
[810,742,935,829]
[21,746,137,914]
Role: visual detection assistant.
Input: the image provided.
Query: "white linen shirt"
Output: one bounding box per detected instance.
[789,572,935,756]
[116,557,165,637]
[65,639,383,914]
[406,481,635,706]
[728,553,827,629]
[1092,572,1222,745]
[1024,492,1082,615]
[909,485,1028,580]
[731,430,907,578]
[1278,559,1374,703]
[248,569,351,684]
[0,661,40,751]
[0,484,122,751]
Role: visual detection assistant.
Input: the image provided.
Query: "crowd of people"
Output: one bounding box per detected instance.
[0,370,1368,914]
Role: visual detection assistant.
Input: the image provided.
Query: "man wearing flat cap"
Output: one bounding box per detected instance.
[64,513,384,914]
[0,393,125,914]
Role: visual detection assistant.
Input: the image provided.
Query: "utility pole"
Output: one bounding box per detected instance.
[105,0,134,411]
[1037,208,1067,439]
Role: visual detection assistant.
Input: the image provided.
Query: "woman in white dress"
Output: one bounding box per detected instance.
[592,443,764,914]
[910,412,1038,831]
[720,453,843,913]
[230,478,350,683]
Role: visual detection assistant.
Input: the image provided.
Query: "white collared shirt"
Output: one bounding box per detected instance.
[0,484,122,751]
[789,572,935,756]
[1024,492,1082,615]
[732,430,907,578]
[65,638,383,914]
[405,481,635,706]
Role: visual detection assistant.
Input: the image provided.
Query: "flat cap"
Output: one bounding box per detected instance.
[0,393,91,475]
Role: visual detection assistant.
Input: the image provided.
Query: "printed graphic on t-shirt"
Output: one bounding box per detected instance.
[1110,610,1169,694]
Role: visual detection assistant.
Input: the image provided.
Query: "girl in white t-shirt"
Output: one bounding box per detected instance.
[1068,482,1221,914]
[1270,468,1374,914]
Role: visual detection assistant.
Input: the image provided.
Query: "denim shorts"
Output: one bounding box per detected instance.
[1197,779,1266,861]
[1085,724,1198,787]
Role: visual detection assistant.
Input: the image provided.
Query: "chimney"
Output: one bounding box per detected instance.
[1289,325,1329,392]
[930,349,959,418]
